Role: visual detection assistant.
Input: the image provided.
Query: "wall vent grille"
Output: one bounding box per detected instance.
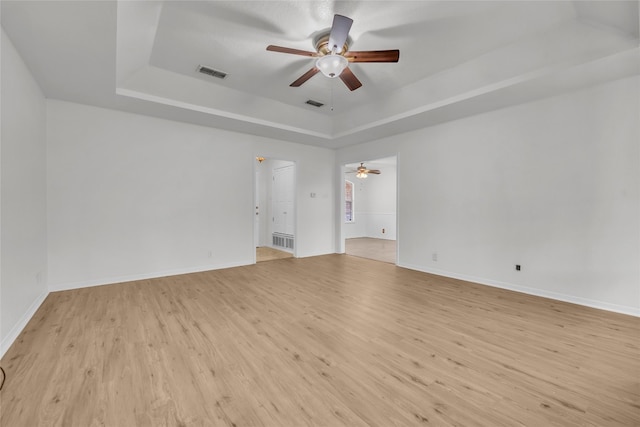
[197,65,228,79]
[272,233,294,250]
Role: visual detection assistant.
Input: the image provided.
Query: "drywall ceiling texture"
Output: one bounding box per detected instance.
[1,1,638,148]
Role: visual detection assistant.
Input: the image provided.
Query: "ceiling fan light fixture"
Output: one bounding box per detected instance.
[356,171,368,179]
[316,54,348,78]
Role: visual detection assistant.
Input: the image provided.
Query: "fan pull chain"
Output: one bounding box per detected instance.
[330,79,335,112]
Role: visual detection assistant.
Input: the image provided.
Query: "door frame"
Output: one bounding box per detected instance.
[253,156,297,263]
[339,155,399,265]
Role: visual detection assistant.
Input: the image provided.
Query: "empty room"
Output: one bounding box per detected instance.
[1,1,638,426]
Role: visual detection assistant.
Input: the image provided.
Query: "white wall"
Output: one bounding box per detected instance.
[338,76,640,316]
[1,29,49,355]
[46,100,335,291]
[256,158,271,247]
[254,142,335,258]
[344,165,397,240]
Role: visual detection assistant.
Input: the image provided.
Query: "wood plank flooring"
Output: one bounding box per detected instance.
[1,254,638,426]
[256,246,293,263]
[345,237,396,264]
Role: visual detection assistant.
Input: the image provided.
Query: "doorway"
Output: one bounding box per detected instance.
[343,156,397,264]
[255,157,296,262]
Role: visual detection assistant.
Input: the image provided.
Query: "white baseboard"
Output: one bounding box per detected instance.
[48,260,252,292]
[5,260,634,361]
[1,290,49,359]
[398,262,640,318]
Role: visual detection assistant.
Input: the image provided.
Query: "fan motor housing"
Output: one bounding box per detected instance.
[313,33,350,55]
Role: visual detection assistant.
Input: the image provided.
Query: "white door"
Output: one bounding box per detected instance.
[272,164,295,236]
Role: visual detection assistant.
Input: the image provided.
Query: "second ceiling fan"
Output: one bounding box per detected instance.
[266,14,399,91]
[348,163,381,178]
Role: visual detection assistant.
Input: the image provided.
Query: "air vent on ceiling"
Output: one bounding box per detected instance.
[305,99,324,108]
[197,65,227,79]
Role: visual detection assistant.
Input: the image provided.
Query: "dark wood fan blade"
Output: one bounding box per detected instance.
[339,67,362,91]
[267,45,318,57]
[290,67,320,87]
[345,50,400,63]
[366,170,381,174]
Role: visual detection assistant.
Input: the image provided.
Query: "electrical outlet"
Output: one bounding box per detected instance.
[515,264,521,271]
[382,228,385,234]
[432,252,438,262]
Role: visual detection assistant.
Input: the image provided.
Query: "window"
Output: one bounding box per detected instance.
[345,180,354,223]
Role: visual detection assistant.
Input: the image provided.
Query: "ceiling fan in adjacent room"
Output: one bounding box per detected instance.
[266,14,400,91]
[348,163,381,179]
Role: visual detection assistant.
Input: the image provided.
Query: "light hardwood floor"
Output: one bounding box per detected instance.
[345,237,396,264]
[256,246,293,262]
[1,254,638,426]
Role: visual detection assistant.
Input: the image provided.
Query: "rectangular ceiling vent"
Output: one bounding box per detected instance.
[305,99,324,108]
[197,65,227,79]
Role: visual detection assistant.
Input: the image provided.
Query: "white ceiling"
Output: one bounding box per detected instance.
[2,1,638,149]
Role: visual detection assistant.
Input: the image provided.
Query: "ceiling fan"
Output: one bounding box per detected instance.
[266,14,399,91]
[348,163,381,178]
